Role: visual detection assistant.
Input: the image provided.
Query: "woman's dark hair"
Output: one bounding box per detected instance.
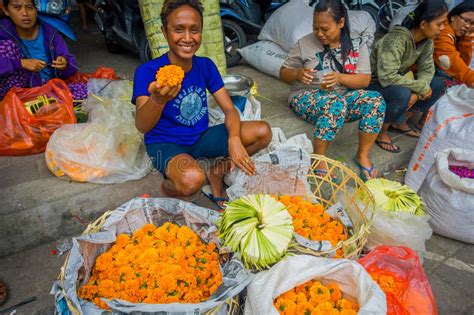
[161,0,204,30]
[314,0,352,62]
[449,1,474,20]
[401,0,448,29]
[3,0,35,6]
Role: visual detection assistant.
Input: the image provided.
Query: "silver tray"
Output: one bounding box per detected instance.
[223,75,254,96]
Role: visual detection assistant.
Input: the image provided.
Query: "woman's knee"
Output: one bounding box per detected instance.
[430,77,445,98]
[175,168,206,196]
[256,121,272,145]
[242,121,272,148]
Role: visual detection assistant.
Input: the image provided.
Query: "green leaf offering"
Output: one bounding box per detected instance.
[218,194,294,270]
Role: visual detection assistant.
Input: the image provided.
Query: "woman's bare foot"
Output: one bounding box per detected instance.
[390,122,421,137]
[354,154,378,180]
[376,132,401,153]
[205,160,230,208]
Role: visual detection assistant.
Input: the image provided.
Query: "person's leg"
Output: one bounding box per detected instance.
[163,154,206,197]
[197,121,272,202]
[290,90,347,171]
[413,76,445,129]
[345,90,386,179]
[77,1,88,31]
[368,83,412,152]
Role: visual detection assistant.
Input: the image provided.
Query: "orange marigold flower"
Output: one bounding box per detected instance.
[155,65,185,87]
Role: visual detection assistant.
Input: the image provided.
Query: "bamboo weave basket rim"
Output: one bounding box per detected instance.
[292,154,375,259]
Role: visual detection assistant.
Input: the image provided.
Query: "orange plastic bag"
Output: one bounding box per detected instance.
[0,79,76,156]
[66,66,120,84]
[358,245,437,315]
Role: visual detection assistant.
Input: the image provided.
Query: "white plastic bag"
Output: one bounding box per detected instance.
[406,85,474,191]
[52,197,252,315]
[208,94,261,126]
[46,80,151,184]
[419,148,474,243]
[259,0,376,52]
[244,255,386,315]
[238,41,288,78]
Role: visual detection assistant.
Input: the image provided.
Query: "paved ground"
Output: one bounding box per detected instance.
[0,15,473,315]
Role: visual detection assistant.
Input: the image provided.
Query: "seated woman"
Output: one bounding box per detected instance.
[0,0,78,99]
[433,1,474,88]
[280,0,385,181]
[369,0,448,152]
[132,0,271,206]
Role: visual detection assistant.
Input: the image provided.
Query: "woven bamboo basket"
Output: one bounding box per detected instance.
[57,209,240,315]
[293,154,375,259]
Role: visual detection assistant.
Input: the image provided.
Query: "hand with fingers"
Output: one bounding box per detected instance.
[148,81,182,107]
[407,93,419,109]
[297,68,316,85]
[321,71,340,89]
[51,56,68,70]
[420,88,432,101]
[228,136,256,176]
[20,59,46,72]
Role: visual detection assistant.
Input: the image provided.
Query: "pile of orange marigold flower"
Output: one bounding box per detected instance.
[274,280,359,315]
[78,222,222,310]
[273,195,348,256]
[155,65,185,87]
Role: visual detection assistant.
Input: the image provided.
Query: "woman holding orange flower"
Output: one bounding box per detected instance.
[132,0,271,207]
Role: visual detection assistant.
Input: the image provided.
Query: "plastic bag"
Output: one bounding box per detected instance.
[208,94,261,126]
[244,255,386,315]
[52,197,252,314]
[66,66,120,84]
[406,85,474,191]
[0,78,76,156]
[45,80,151,184]
[358,245,438,315]
[419,148,474,243]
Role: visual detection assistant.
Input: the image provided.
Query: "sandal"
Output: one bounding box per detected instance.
[0,280,7,306]
[376,140,401,153]
[312,169,339,183]
[353,158,376,182]
[388,126,420,138]
[201,185,228,211]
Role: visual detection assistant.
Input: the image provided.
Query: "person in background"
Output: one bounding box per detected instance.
[132,0,271,206]
[77,0,97,32]
[369,0,448,153]
[433,0,474,88]
[0,0,78,99]
[280,0,386,181]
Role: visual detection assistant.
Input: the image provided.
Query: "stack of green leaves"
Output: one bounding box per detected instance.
[218,194,294,270]
[365,178,425,216]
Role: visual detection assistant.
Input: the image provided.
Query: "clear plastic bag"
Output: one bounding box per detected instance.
[45,80,151,183]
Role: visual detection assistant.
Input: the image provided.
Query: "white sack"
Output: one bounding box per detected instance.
[238,41,288,79]
[419,148,474,243]
[244,255,386,315]
[208,94,261,126]
[259,0,376,52]
[405,85,474,191]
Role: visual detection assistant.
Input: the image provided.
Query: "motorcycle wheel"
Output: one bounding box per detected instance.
[222,19,246,68]
[379,0,405,33]
[139,37,153,63]
[361,4,380,32]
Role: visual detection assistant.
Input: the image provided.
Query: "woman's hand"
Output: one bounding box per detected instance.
[52,56,68,70]
[228,136,256,176]
[407,93,419,109]
[322,71,340,89]
[420,88,432,101]
[147,81,182,107]
[20,59,46,72]
[296,68,316,85]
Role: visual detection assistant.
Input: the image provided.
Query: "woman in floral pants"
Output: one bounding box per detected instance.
[280,0,385,181]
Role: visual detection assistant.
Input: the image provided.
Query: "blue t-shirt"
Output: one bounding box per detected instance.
[132,54,224,146]
[22,26,52,82]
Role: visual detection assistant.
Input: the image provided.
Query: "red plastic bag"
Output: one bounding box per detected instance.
[358,245,437,315]
[66,66,120,84]
[0,79,76,156]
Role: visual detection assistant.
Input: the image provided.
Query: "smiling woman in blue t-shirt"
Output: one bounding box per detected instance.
[132,0,272,206]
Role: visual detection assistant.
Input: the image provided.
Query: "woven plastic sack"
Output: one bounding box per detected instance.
[238,41,288,79]
[359,245,438,315]
[45,80,151,184]
[419,148,474,243]
[52,197,252,315]
[0,78,76,156]
[244,255,386,315]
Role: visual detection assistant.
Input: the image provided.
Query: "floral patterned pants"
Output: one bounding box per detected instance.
[290,89,386,142]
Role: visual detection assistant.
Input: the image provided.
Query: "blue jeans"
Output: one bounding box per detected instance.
[368,77,445,124]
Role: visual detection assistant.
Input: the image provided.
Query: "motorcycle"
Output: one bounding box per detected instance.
[94,0,151,63]
[220,0,287,68]
[35,0,76,41]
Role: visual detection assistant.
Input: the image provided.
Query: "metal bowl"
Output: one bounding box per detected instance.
[223,75,254,96]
